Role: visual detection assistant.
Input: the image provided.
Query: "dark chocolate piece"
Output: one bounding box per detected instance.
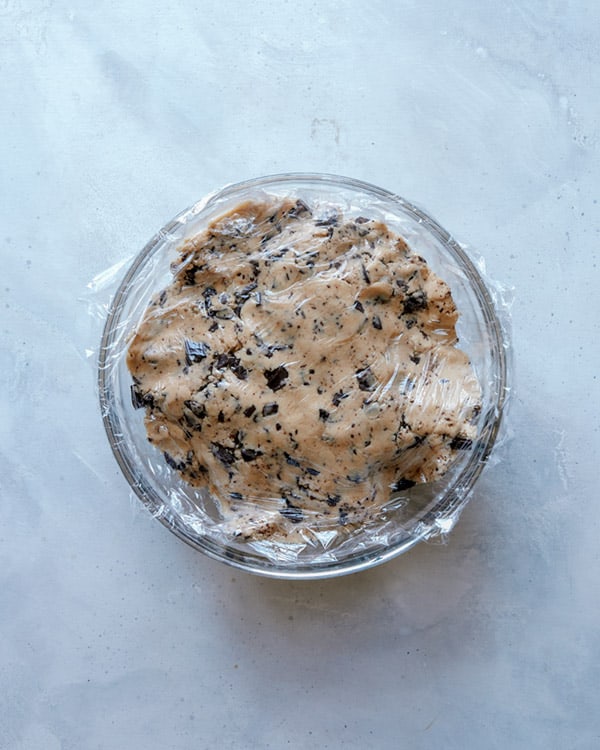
[403,290,428,314]
[184,400,207,419]
[287,199,311,218]
[315,211,338,227]
[184,339,210,366]
[332,391,348,406]
[210,442,236,466]
[450,436,473,451]
[356,366,376,392]
[264,365,289,391]
[241,448,262,462]
[163,452,186,471]
[182,265,201,287]
[280,499,303,524]
[131,384,154,410]
[391,478,416,492]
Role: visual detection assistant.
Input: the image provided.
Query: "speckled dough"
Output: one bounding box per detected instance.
[127,198,481,539]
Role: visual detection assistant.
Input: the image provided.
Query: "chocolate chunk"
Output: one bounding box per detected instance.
[288,199,311,218]
[284,453,300,467]
[356,366,376,392]
[315,212,338,227]
[184,339,210,366]
[131,384,154,410]
[241,448,262,462]
[163,452,186,471]
[405,317,416,329]
[184,400,207,419]
[214,353,230,369]
[264,365,289,391]
[217,410,225,423]
[318,409,330,422]
[233,282,258,316]
[409,354,421,364]
[280,499,303,524]
[213,351,246,379]
[392,478,416,492]
[210,442,236,466]
[182,265,201,287]
[305,467,320,476]
[243,405,256,418]
[262,402,279,417]
[208,321,219,332]
[229,492,243,501]
[450,436,473,451]
[326,494,341,507]
[361,264,371,284]
[232,362,248,380]
[355,216,369,224]
[338,508,349,526]
[158,290,167,307]
[372,315,382,330]
[332,390,348,406]
[353,300,364,313]
[403,290,428,314]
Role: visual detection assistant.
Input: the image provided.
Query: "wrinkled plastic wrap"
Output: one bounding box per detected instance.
[89,174,510,578]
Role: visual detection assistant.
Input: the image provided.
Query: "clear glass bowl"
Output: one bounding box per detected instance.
[98,173,508,579]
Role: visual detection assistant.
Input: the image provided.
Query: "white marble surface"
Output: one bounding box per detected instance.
[1,1,599,748]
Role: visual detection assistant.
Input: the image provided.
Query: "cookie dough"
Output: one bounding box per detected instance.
[127,198,481,540]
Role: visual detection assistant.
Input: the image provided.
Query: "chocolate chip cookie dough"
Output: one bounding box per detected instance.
[127,198,481,540]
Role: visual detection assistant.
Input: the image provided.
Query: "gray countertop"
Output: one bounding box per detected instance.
[1,2,599,748]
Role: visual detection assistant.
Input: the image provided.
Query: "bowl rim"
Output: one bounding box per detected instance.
[98,172,508,579]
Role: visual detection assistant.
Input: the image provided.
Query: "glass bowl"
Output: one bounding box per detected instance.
[98,173,508,579]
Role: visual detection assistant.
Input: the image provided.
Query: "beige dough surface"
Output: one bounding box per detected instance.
[127,198,481,540]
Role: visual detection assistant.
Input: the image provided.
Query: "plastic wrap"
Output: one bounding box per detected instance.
[90,174,510,578]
